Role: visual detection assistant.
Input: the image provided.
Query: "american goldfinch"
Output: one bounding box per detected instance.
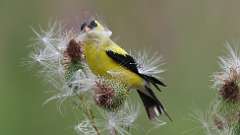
[77,20,171,120]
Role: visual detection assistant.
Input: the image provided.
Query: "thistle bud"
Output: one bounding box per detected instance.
[63,39,84,81]
[205,44,240,135]
[219,79,240,103]
[66,39,84,61]
[94,79,129,111]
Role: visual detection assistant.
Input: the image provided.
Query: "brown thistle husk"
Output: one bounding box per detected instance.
[94,81,115,108]
[63,39,84,69]
[66,39,84,61]
[219,69,240,103]
[63,39,85,81]
[220,80,240,103]
[94,79,128,111]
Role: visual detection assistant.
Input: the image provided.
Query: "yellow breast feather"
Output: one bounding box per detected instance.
[83,40,144,88]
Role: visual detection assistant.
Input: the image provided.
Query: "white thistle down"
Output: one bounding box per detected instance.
[31,22,69,78]
[44,69,96,104]
[131,50,165,77]
[193,101,232,135]
[74,102,140,135]
[212,42,240,89]
[31,22,96,104]
[197,111,235,135]
[75,120,98,135]
[104,102,139,135]
[146,118,167,134]
[67,68,96,92]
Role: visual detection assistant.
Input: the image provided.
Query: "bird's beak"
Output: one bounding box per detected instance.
[83,26,91,32]
[80,22,91,32]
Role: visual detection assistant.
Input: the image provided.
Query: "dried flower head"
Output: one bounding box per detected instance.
[213,43,240,102]
[195,107,234,135]
[219,80,240,102]
[66,39,84,60]
[198,43,240,135]
[63,39,85,81]
[94,79,129,111]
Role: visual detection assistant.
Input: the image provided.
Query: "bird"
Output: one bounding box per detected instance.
[77,19,171,121]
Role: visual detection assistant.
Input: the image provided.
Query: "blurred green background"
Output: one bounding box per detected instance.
[1,0,240,135]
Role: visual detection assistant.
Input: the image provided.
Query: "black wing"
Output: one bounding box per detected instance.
[106,50,139,74]
[106,50,166,88]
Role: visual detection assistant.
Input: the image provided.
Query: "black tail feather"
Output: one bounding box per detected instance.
[137,87,172,121]
[137,90,161,120]
[140,74,166,92]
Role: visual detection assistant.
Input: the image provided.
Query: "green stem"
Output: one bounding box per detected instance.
[109,126,117,135]
[79,95,101,135]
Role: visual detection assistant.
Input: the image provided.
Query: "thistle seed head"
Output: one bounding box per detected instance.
[219,80,240,102]
[66,39,84,61]
[212,43,240,103]
[95,80,115,108]
[94,79,128,111]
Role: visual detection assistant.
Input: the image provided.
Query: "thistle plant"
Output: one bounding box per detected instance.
[30,21,166,135]
[200,43,240,135]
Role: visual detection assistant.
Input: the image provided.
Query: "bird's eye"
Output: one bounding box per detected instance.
[88,20,98,29]
[80,22,87,31]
